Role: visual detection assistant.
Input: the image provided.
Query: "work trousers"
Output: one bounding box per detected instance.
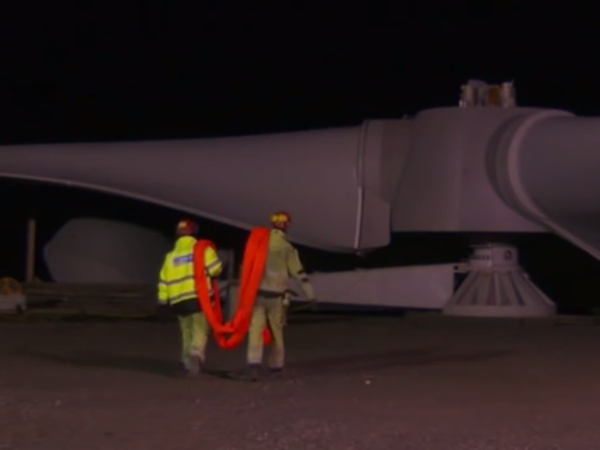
[247,294,286,369]
[177,311,209,369]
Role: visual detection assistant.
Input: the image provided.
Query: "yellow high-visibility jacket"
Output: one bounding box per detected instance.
[158,236,222,314]
[259,229,315,299]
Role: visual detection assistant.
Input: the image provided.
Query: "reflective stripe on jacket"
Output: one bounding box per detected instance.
[157,236,223,306]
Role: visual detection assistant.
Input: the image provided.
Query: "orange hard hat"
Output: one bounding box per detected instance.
[270,211,291,230]
[176,218,198,236]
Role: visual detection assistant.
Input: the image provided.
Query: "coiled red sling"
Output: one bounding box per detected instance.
[193,227,272,348]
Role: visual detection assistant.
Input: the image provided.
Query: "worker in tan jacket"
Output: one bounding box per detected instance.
[245,211,315,380]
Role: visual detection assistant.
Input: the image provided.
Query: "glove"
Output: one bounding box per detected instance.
[303,284,316,302]
[281,298,289,327]
[283,289,296,307]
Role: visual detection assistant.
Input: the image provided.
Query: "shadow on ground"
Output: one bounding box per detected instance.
[18,349,253,380]
[19,350,186,378]
[17,345,512,381]
[287,314,360,325]
[289,347,513,376]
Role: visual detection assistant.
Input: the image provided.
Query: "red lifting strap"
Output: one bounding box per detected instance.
[193,227,272,348]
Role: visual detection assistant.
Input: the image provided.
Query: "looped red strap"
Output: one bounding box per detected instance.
[193,227,272,348]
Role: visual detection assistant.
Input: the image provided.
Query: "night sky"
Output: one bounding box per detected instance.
[0,2,598,312]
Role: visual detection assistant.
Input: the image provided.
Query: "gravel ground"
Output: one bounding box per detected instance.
[1,313,600,450]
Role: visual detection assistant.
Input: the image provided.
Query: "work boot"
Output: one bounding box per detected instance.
[268,349,285,370]
[177,364,195,378]
[244,364,262,382]
[186,355,203,377]
[268,366,284,379]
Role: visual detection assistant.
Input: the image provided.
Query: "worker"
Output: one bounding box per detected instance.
[157,218,223,377]
[245,211,315,380]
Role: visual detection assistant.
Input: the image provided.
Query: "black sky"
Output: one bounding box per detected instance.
[1,2,598,144]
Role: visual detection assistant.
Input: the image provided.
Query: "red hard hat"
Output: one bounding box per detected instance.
[270,211,291,230]
[176,219,198,236]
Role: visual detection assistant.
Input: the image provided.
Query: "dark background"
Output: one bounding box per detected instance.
[0,2,599,313]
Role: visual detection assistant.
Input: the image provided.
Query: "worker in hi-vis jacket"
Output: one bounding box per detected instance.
[157,219,223,377]
[245,211,315,381]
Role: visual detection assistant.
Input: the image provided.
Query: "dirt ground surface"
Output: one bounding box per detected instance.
[1,313,600,450]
